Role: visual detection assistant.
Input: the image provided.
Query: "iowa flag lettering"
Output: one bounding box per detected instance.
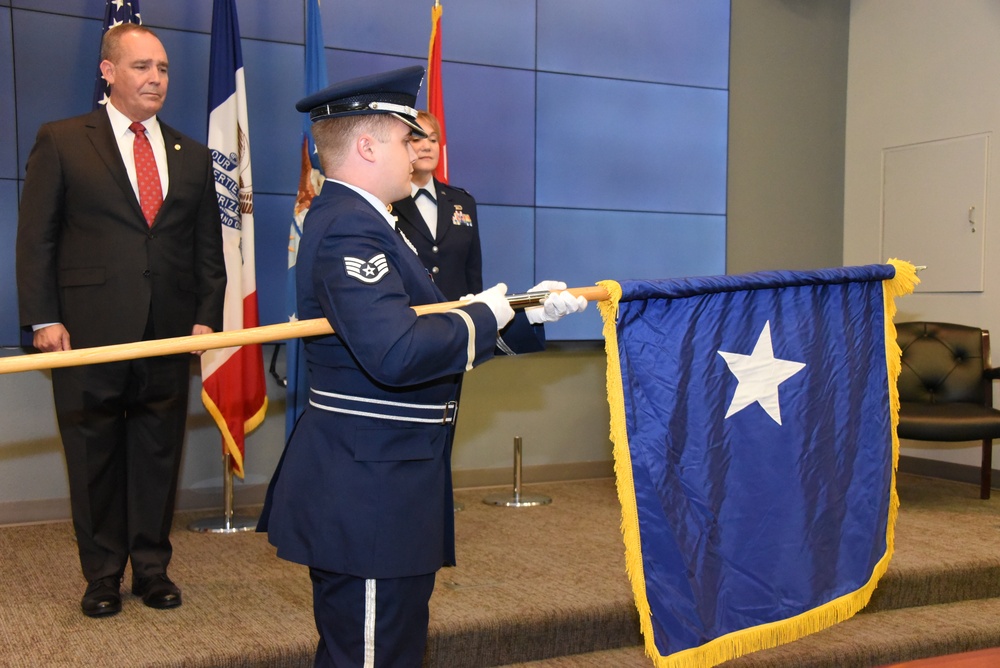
[598,261,917,667]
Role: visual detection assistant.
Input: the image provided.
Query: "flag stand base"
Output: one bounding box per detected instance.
[482,436,552,507]
[188,453,258,533]
[188,514,257,533]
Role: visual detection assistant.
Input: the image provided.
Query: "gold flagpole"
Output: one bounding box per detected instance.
[1,286,610,375]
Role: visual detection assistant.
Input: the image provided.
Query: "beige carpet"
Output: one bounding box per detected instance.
[0,474,997,667]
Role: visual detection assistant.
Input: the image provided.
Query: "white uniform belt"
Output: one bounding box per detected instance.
[308,388,459,425]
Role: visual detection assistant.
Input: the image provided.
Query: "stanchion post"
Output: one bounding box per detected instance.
[483,436,552,507]
[188,452,258,533]
[513,435,524,501]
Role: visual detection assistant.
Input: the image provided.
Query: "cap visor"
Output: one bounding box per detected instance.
[393,113,428,138]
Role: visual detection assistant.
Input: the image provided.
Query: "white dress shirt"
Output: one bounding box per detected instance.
[411,180,438,239]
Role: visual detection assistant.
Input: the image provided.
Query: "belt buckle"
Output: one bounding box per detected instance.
[443,400,458,425]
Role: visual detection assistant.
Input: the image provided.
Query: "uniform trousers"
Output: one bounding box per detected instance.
[310,567,437,668]
[52,355,191,582]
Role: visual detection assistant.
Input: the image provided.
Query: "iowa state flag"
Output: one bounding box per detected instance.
[202,0,267,478]
[597,260,917,667]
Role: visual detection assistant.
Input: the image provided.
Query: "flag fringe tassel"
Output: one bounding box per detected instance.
[597,260,918,668]
[200,388,268,480]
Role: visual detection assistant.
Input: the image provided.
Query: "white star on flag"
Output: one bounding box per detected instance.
[718,320,805,425]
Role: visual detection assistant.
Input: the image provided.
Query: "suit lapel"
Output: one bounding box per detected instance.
[85,110,146,225]
[158,121,185,225]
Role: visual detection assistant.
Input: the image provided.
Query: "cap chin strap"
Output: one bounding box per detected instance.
[309,101,424,135]
[369,101,417,118]
[370,102,425,136]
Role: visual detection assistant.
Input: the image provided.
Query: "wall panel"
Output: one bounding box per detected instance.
[13,10,97,165]
[536,208,726,339]
[0,180,17,345]
[479,204,535,293]
[253,193,297,328]
[537,0,730,88]
[445,0,536,69]
[444,62,536,207]
[536,72,728,214]
[242,38,304,195]
[0,8,15,179]
[325,0,428,59]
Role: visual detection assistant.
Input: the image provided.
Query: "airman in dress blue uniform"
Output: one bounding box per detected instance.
[257,66,587,667]
[390,109,483,301]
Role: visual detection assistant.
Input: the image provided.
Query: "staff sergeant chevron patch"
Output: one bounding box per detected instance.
[344,254,390,284]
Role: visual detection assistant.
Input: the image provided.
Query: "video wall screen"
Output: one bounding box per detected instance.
[1,0,729,345]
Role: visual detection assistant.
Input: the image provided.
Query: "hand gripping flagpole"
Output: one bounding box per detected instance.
[0,286,610,375]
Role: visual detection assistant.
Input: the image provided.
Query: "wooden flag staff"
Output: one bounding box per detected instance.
[0,286,610,375]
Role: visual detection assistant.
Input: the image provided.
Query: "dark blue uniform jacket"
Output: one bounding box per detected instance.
[259,182,543,578]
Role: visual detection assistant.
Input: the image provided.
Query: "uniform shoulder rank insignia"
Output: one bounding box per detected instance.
[344,253,389,284]
[451,205,473,227]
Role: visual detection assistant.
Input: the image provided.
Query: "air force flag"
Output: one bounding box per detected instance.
[597,260,918,667]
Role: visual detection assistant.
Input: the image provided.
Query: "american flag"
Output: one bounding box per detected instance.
[92,0,142,109]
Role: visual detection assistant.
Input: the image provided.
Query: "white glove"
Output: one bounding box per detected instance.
[526,280,588,324]
[468,283,514,329]
[529,280,567,293]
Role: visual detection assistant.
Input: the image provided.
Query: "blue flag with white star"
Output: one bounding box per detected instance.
[597,261,918,668]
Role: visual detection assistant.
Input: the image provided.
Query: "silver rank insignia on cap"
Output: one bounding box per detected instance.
[344,253,389,284]
[451,205,473,227]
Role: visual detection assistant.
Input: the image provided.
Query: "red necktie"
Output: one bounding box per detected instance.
[130,122,163,226]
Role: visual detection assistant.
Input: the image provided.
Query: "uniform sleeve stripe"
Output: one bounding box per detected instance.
[450,309,476,371]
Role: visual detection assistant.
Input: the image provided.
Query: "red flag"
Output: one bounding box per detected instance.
[427,2,448,183]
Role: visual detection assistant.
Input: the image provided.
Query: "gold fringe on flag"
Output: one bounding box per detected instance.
[596,279,657,651]
[200,387,268,479]
[596,262,919,668]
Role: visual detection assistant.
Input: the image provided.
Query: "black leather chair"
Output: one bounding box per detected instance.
[896,322,1000,499]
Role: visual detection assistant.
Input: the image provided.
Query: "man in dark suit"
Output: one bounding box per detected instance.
[390,110,482,301]
[258,66,587,667]
[15,23,226,618]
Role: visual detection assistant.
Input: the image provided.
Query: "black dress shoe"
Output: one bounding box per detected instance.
[132,573,182,609]
[81,576,122,618]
